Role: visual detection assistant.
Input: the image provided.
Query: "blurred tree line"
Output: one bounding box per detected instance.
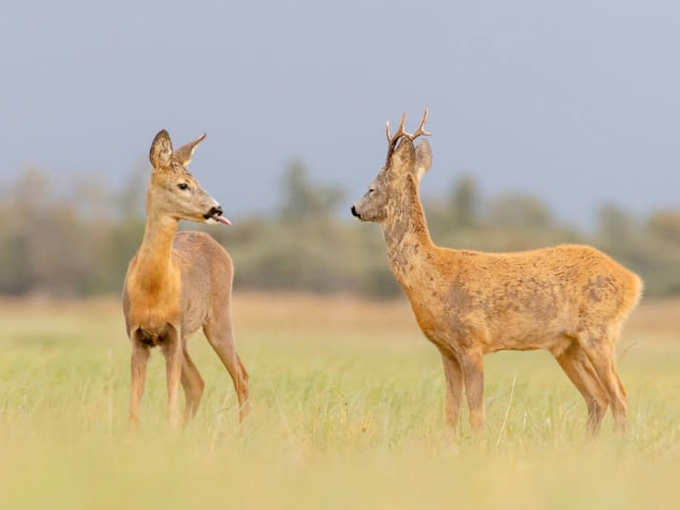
[1,163,679,298]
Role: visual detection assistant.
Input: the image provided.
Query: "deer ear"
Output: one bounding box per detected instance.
[149,130,173,170]
[390,138,416,172]
[414,140,432,182]
[174,133,207,167]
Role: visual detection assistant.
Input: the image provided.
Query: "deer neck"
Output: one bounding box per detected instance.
[135,208,179,292]
[381,178,434,288]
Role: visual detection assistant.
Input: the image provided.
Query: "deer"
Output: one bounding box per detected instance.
[351,108,642,434]
[123,130,249,428]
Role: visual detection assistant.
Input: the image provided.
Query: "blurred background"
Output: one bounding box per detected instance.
[2,3,680,509]
[2,0,680,299]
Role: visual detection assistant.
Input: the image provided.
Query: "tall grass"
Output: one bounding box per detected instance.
[0,295,678,509]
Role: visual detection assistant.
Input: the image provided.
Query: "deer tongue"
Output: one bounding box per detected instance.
[216,215,232,226]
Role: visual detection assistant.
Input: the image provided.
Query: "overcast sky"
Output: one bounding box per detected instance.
[1,0,679,225]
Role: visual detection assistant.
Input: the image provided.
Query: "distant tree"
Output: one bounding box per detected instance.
[10,167,52,213]
[116,164,147,220]
[449,174,479,227]
[646,210,680,244]
[280,159,344,221]
[0,168,50,294]
[597,203,634,246]
[487,193,553,229]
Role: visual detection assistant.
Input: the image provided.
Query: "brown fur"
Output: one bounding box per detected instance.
[353,126,642,433]
[123,130,248,427]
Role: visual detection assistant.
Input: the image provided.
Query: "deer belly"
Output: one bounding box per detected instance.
[486,318,567,352]
[417,306,566,353]
[181,303,208,335]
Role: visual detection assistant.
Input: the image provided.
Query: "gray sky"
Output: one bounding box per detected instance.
[1,0,679,225]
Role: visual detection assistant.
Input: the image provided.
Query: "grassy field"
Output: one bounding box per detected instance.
[1,293,679,509]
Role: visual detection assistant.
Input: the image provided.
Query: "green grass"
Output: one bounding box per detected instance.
[0,296,679,509]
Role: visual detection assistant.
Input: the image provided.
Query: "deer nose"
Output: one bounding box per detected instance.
[204,205,223,219]
[351,205,360,218]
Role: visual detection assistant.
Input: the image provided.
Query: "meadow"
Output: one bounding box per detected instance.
[1,293,679,509]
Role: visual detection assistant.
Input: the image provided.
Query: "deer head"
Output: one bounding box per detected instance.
[147,130,230,225]
[351,107,432,222]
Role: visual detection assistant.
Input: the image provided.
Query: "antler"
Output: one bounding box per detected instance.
[411,107,432,139]
[384,107,431,164]
[385,113,408,146]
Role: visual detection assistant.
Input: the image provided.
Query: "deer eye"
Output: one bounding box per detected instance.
[177,183,189,191]
[368,188,376,194]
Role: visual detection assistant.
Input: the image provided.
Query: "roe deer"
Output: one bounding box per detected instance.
[123,130,249,427]
[351,108,642,433]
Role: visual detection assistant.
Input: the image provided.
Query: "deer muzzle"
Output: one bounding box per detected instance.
[204,205,231,225]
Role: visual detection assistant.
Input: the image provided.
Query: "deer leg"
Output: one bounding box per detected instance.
[181,345,205,424]
[614,371,627,400]
[461,350,485,433]
[439,350,464,430]
[580,333,628,430]
[160,326,183,428]
[575,354,610,433]
[554,342,609,434]
[204,320,250,422]
[129,341,150,428]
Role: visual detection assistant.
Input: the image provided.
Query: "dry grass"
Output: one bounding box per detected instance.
[0,293,679,509]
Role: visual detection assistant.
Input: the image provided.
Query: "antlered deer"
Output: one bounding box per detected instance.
[351,109,642,433]
[123,130,248,427]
